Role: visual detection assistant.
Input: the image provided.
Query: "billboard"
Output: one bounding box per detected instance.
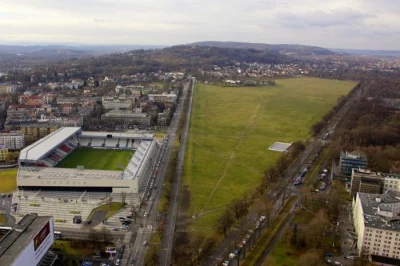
[12,217,54,266]
[34,221,50,251]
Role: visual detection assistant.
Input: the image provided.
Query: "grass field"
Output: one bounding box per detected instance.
[183,77,356,231]
[56,148,132,170]
[0,169,17,193]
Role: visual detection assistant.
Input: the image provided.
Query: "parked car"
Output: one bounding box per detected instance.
[116,259,120,266]
[222,260,230,266]
[112,227,119,231]
[143,241,148,246]
[228,253,235,259]
[144,212,148,217]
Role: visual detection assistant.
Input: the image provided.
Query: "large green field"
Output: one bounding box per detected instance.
[56,148,132,170]
[183,77,356,231]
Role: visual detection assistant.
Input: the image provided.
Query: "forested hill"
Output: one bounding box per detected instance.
[191,41,339,56]
[71,45,292,75]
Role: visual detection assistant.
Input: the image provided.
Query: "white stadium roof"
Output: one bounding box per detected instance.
[20,127,81,161]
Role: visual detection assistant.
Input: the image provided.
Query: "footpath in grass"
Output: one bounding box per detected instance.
[56,148,132,170]
[184,77,356,231]
[241,196,297,266]
[0,168,17,193]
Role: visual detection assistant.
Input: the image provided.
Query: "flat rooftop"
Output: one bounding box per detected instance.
[0,214,51,265]
[268,142,292,152]
[358,190,400,231]
[80,131,153,139]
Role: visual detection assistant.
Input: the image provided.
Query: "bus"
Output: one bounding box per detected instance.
[54,231,62,239]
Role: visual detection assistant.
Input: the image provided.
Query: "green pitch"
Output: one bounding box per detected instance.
[56,148,133,170]
[183,77,356,232]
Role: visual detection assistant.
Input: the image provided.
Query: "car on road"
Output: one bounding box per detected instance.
[143,241,148,246]
[345,255,355,260]
[228,253,235,259]
[112,227,119,231]
[115,259,120,266]
[222,260,230,266]
[144,212,148,217]
[334,261,341,265]
[129,258,135,264]
[87,220,92,225]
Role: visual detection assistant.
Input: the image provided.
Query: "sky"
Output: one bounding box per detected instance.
[0,0,399,50]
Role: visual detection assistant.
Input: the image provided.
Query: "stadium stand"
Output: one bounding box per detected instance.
[15,127,159,229]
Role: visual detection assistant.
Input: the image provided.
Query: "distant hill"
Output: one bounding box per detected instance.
[190,41,339,56]
[331,48,400,57]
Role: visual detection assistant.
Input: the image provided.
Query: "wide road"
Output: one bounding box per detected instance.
[204,85,362,266]
[131,78,194,266]
[159,78,194,266]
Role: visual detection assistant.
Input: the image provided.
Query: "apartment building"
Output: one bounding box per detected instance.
[0,133,25,149]
[0,146,8,161]
[148,93,177,104]
[102,96,133,110]
[101,110,151,125]
[353,190,400,261]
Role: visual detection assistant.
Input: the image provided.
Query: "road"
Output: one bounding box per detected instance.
[131,78,194,266]
[204,85,362,266]
[159,78,194,266]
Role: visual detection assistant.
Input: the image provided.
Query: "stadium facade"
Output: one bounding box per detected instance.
[17,127,159,194]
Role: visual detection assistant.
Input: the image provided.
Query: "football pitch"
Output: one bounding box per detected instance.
[56,148,133,170]
[183,77,356,232]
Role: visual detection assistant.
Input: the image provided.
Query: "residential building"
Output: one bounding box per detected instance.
[5,116,83,144]
[0,146,7,161]
[148,93,177,104]
[100,76,115,87]
[102,96,133,110]
[353,190,400,260]
[101,110,151,125]
[351,168,400,198]
[0,133,25,149]
[0,214,57,266]
[87,77,95,87]
[340,151,368,178]
[0,82,12,93]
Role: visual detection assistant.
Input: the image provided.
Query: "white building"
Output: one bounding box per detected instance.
[353,190,400,259]
[102,96,133,110]
[0,133,25,149]
[148,93,177,104]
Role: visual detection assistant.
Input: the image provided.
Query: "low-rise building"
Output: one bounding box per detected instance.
[340,151,368,178]
[353,190,400,260]
[0,145,7,161]
[101,110,151,125]
[0,133,25,149]
[351,169,400,198]
[148,93,177,104]
[0,214,57,266]
[102,96,133,110]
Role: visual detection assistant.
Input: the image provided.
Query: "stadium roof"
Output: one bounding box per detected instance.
[80,131,153,139]
[20,127,81,161]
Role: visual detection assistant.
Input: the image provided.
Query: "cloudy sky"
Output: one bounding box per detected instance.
[0,0,399,49]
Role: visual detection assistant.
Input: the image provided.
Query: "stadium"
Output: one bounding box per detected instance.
[12,127,159,228]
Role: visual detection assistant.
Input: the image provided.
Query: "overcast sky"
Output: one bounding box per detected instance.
[0,0,399,50]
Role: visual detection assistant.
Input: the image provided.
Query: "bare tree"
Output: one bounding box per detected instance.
[215,209,234,237]
[121,191,127,205]
[88,228,100,250]
[260,197,274,227]
[130,203,139,224]
[295,250,324,266]
[100,227,112,248]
